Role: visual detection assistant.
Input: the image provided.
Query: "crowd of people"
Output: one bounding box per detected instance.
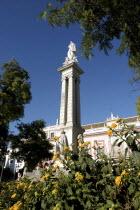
[36,158,52,170]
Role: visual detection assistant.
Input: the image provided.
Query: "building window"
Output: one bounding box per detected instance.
[51,132,54,138]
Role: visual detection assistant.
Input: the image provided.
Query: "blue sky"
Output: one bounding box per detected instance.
[0,0,139,133]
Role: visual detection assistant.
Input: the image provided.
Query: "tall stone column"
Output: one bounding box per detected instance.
[58,42,84,152]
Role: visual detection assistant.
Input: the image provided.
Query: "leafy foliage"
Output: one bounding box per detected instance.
[111,118,140,167]
[39,0,140,112]
[10,120,53,170]
[0,58,31,180]
[0,124,140,209]
[136,97,140,116]
[39,0,140,74]
[0,58,31,125]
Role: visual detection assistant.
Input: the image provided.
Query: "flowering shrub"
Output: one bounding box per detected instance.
[107,119,140,167]
[0,122,140,209]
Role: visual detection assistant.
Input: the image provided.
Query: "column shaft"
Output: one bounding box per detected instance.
[59,77,67,125]
[75,77,81,126]
[67,76,75,125]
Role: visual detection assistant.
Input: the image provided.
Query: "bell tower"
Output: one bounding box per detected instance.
[58,42,84,152]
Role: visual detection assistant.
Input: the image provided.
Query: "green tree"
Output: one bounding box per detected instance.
[10,120,53,171]
[0,58,31,124]
[0,58,31,181]
[39,0,140,111]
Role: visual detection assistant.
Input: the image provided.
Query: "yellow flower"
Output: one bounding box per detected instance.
[53,204,60,210]
[78,139,82,143]
[54,136,59,142]
[54,184,58,188]
[52,168,56,172]
[9,205,15,210]
[111,123,117,128]
[17,182,24,189]
[45,173,50,179]
[17,201,22,207]
[28,185,32,188]
[75,175,83,182]
[81,141,90,147]
[56,152,60,155]
[52,189,57,194]
[115,176,122,185]
[70,143,74,146]
[23,188,27,193]
[138,172,140,176]
[11,193,17,198]
[116,118,122,123]
[54,164,59,169]
[9,201,22,210]
[81,143,86,147]
[75,172,84,182]
[1,190,5,194]
[64,146,68,151]
[75,172,80,177]
[52,182,57,184]
[121,170,128,177]
[130,168,134,171]
[40,176,46,181]
[53,156,57,161]
[120,162,125,166]
[77,146,81,148]
[106,129,112,136]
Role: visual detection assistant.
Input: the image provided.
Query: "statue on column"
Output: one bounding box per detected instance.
[63,41,78,66]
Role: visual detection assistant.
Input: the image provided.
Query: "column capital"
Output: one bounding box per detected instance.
[67,74,77,79]
[61,76,67,82]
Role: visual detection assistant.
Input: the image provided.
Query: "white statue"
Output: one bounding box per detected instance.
[63,41,78,66]
[77,133,83,140]
[68,41,76,59]
[77,133,84,143]
[59,130,68,152]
